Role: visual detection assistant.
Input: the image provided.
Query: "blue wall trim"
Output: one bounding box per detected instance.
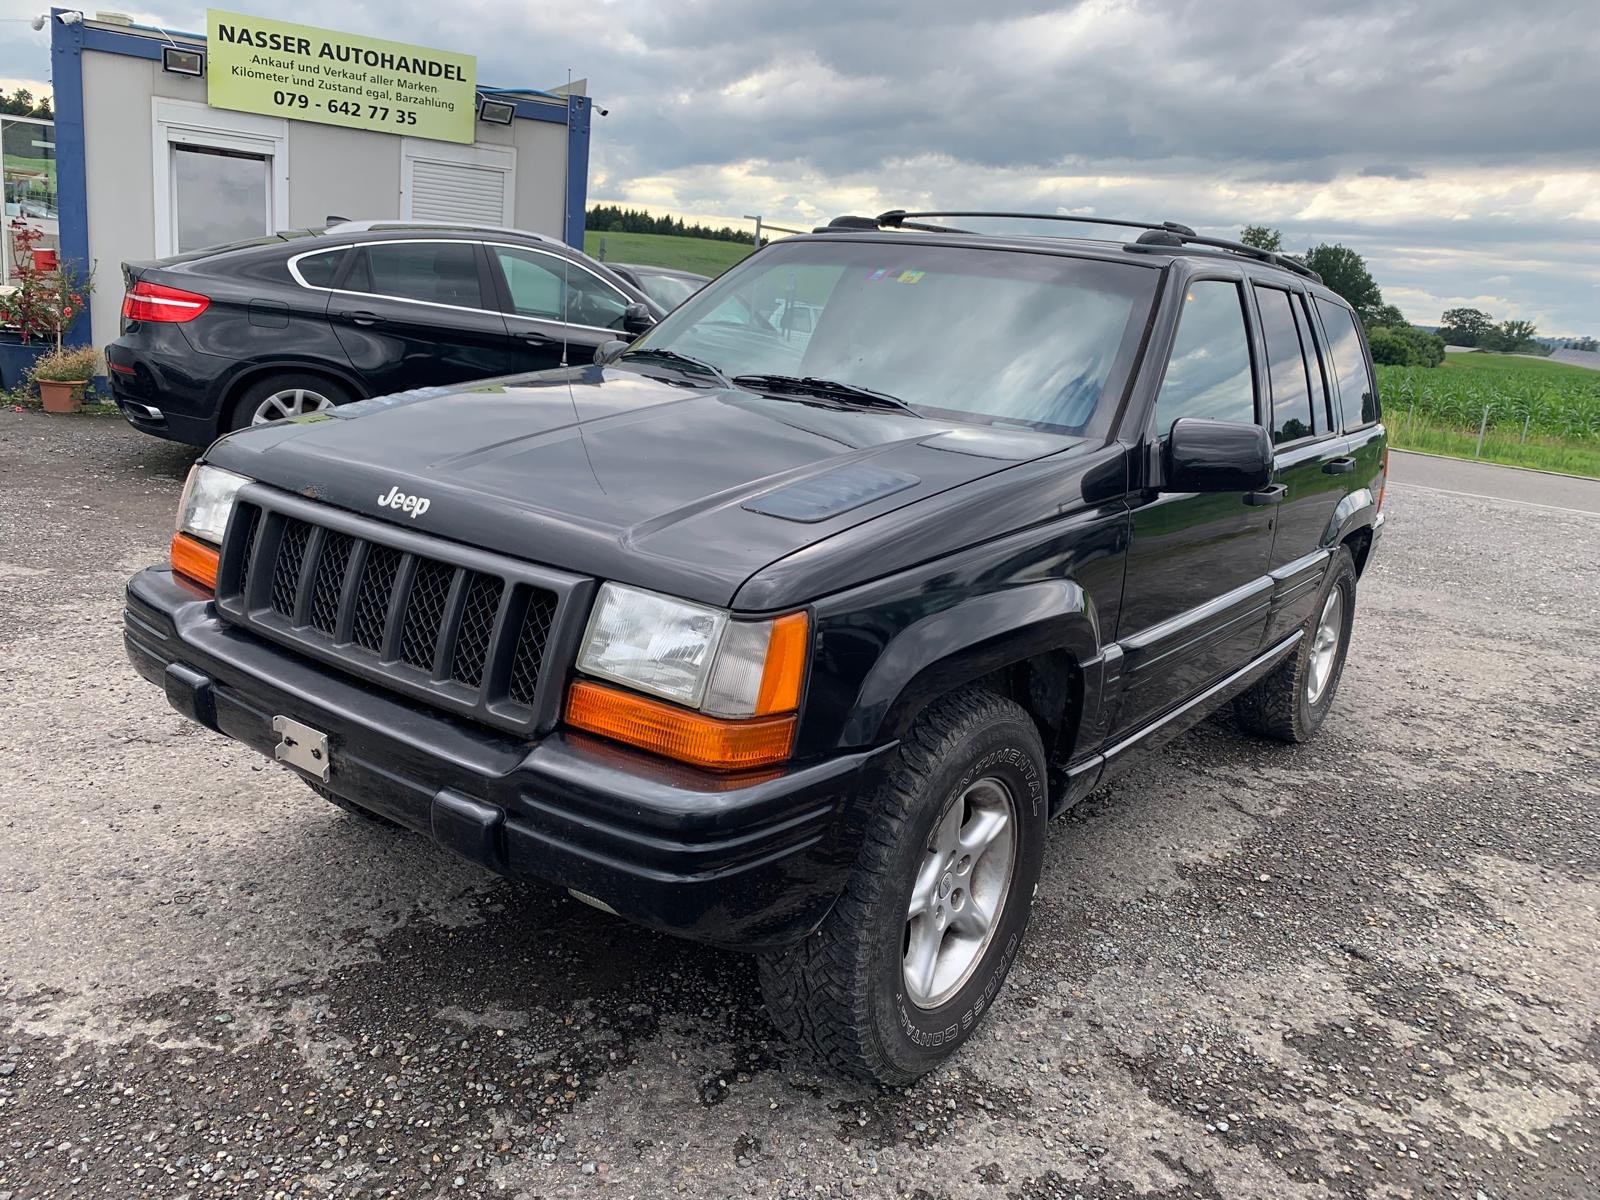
[49,9,92,348]
[564,95,590,249]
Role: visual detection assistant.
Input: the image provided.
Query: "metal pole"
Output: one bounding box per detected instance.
[1475,406,1489,458]
[743,214,762,248]
[1522,412,1531,443]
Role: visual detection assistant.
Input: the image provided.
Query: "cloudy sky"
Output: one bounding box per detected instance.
[2,0,1595,334]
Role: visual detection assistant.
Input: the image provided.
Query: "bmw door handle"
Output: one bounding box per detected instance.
[514,330,554,344]
[1244,483,1288,506]
[338,310,381,327]
[1322,457,1357,475]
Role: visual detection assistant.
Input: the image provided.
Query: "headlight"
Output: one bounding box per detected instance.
[177,464,251,546]
[570,583,811,769]
[577,584,728,706]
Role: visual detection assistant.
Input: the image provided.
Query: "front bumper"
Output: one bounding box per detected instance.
[125,567,891,951]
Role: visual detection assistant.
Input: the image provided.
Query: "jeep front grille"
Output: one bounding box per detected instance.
[214,488,589,735]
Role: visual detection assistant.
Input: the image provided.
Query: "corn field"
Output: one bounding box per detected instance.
[1375,357,1600,443]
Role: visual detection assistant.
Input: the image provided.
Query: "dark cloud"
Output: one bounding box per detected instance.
[3,1,1595,331]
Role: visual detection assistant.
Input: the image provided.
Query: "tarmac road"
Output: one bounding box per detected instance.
[1,411,1597,1199]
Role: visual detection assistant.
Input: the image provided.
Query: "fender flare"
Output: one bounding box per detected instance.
[840,580,1106,749]
[218,358,372,413]
[1324,487,1377,548]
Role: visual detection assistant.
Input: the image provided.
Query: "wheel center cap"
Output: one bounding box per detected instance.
[938,872,954,898]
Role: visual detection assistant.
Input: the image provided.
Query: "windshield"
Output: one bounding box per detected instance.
[632,270,703,310]
[626,239,1158,433]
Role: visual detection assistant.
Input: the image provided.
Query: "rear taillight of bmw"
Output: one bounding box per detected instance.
[122,280,211,324]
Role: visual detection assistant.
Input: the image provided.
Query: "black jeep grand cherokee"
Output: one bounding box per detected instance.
[126,211,1386,1084]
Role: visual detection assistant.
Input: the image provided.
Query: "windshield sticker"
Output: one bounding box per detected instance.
[868,268,890,281]
[897,270,925,284]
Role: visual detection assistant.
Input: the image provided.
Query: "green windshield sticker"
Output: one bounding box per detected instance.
[897,270,925,284]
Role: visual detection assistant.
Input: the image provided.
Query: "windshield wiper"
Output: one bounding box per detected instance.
[731,374,923,417]
[618,346,732,388]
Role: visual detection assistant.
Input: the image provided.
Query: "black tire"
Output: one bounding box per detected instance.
[1234,545,1357,743]
[229,372,353,432]
[758,687,1048,1084]
[305,780,403,829]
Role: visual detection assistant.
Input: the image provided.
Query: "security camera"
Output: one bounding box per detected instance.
[31,15,46,30]
[57,10,84,24]
[597,107,610,117]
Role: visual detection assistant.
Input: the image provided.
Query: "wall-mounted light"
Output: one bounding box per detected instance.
[477,97,515,125]
[162,45,205,76]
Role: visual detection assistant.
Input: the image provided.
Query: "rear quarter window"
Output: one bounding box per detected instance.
[294,248,347,288]
[1314,298,1380,428]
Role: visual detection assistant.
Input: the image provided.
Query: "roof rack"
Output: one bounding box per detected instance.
[818,210,1321,284]
[323,219,558,244]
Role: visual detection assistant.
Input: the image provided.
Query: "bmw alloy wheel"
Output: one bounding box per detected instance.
[251,387,335,425]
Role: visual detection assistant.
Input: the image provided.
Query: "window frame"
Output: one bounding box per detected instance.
[483,241,637,334]
[1145,271,1266,442]
[1250,281,1328,450]
[285,238,498,316]
[1294,292,1337,436]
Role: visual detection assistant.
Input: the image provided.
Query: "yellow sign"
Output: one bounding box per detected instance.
[206,10,477,145]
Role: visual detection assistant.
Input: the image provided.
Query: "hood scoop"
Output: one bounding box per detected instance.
[743,463,920,523]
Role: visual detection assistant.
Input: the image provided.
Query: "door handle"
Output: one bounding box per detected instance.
[1244,483,1288,506]
[514,330,553,344]
[338,310,381,327]
[1322,457,1357,475]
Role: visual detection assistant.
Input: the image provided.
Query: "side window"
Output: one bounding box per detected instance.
[493,247,628,331]
[1315,298,1379,428]
[353,242,484,309]
[1151,280,1256,436]
[1254,285,1314,444]
[294,248,346,288]
[1295,295,1334,435]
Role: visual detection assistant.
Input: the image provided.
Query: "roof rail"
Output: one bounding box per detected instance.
[323,219,559,244]
[819,210,1321,284]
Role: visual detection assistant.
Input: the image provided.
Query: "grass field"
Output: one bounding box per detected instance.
[1377,353,1600,477]
[584,231,753,277]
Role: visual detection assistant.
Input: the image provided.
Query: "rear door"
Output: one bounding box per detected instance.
[1252,283,1353,639]
[484,243,636,369]
[325,239,524,394]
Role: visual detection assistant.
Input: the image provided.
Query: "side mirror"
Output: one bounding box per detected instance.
[594,339,629,365]
[622,303,655,336]
[1162,417,1272,494]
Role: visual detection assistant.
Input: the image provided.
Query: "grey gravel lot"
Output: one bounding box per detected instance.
[1,409,1597,1200]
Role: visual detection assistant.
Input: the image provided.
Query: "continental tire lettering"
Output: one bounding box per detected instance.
[896,933,1022,1048]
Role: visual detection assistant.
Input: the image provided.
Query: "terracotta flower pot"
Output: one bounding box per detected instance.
[38,379,86,414]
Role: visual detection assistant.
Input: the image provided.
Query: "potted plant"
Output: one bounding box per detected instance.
[0,226,95,389]
[30,345,99,413]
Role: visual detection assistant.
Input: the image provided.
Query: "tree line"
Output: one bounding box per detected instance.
[0,89,53,119]
[1239,225,1570,366]
[585,205,754,245]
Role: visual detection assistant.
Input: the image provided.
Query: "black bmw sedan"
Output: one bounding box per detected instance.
[107,220,663,447]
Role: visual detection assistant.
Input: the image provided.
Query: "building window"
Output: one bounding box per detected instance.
[173,145,270,252]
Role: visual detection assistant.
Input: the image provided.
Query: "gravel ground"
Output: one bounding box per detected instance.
[1,409,1597,1200]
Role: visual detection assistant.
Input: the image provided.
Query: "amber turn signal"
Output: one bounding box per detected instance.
[565,680,797,771]
[170,531,220,590]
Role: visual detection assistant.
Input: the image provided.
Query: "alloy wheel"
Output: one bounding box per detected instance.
[902,777,1017,1009]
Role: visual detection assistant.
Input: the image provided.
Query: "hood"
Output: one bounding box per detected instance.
[206,365,1086,608]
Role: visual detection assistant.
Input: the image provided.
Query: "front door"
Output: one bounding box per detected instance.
[1113,276,1277,737]
[327,239,521,394]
